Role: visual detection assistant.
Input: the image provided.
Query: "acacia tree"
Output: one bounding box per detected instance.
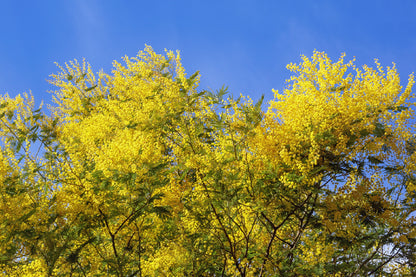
[0,47,414,276]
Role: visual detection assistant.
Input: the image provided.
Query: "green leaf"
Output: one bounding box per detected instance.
[126,122,138,129]
[79,73,87,80]
[152,206,171,219]
[195,91,205,97]
[217,85,229,99]
[127,209,144,225]
[373,122,385,137]
[85,85,97,92]
[188,71,199,81]
[359,129,370,137]
[346,134,358,147]
[6,110,14,120]
[310,165,327,175]
[247,251,258,260]
[255,94,264,110]
[367,156,383,165]
[316,130,337,146]
[405,137,416,155]
[18,209,37,222]
[351,118,363,124]
[286,172,304,183]
[388,105,408,112]
[148,162,168,174]
[148,193,165,203]
[329,84,350,92]
[329,112,341,119]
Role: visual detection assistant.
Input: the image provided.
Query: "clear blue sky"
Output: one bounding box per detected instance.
[1,1,415,107]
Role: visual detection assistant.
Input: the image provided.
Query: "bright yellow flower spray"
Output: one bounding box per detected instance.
[0,47,414,276]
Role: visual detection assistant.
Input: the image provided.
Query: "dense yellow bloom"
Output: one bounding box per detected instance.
[0,48,414,276]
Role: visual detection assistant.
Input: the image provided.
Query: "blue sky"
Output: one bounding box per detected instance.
[1,1,415,107]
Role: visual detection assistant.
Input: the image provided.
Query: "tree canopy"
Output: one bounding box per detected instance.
[0,46,415,276]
